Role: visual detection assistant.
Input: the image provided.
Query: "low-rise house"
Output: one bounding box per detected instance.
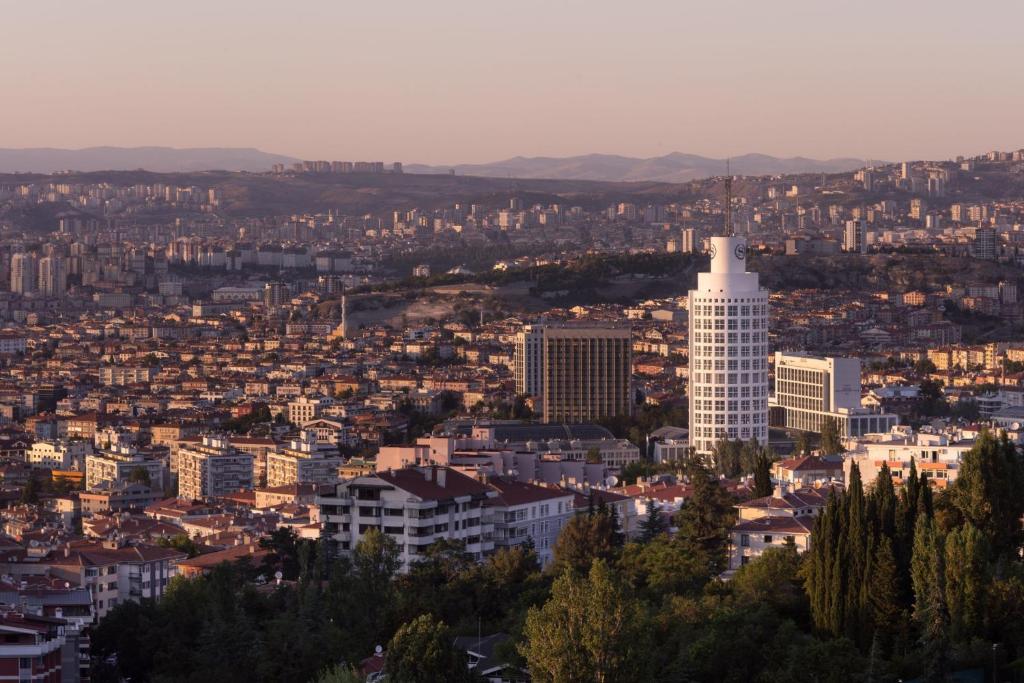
[728,484,830,570]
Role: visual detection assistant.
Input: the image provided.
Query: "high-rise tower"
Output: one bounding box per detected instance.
[688,235,770,454]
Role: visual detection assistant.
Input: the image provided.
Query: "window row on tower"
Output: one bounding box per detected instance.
[692,331,768,344]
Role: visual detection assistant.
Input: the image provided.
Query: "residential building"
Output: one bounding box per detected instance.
[85,445,167,492]
[10,253,37,296]
[79,481,162,515]
[728,484,828,570]
[484,478,574,566]
[0,610,65,682]
[843,219,867,253]
[176,436,254,501]
[842,427,973,491]
[266,432,343,487]
[27,441,91,471]
[318,466,496,571]
[287,396,324,425]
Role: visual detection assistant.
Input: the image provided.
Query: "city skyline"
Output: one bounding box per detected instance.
[4,1,1024,164]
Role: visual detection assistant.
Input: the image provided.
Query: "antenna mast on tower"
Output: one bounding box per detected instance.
[724,159,733,236]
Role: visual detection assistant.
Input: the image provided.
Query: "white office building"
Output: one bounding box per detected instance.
[688,235,770,454]
[769,352,899,437]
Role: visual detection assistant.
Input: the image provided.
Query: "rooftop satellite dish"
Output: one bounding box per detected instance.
[375,645,383,655]
[605,476,619,488]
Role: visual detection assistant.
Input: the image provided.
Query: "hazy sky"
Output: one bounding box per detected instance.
[3,0,1023,164]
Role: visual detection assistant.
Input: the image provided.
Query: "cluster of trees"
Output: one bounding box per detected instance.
[597,401,688,450]
[221,403,272,434]
[806,431,1024,679]
[91,437,1023,682]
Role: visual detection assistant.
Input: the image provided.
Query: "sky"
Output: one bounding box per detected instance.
[2,0,1023,164]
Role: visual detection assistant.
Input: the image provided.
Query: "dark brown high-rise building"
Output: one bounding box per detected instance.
[516,324,632,424]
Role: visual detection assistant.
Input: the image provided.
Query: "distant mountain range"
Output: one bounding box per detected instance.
[0,146,872,180]
[406,152,871,183]
[0,146,298,173]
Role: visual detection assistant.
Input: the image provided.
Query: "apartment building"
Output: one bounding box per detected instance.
[0,610,65,682]
[3,542,188,621]
[265,433,343,488]
[85,444,168,492]
[176,436,254,501]
[842,427,972,491]
[485,479,574,567]
[99,366,157,387]
[26,441,91,470]
[287,396,324,424]
[318,466,496,571]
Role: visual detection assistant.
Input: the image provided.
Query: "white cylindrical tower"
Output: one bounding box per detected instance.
[688,236,770,455]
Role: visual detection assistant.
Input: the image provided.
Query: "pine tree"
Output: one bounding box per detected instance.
[674,463,735,574]
[795,431,813,457]
[553,514,616,575]
[873,462,897,538]
[639,500,668,542]
[916,471,933,519]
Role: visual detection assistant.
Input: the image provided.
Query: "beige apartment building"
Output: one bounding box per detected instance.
[266,433,343,488]
[176,436,254,501]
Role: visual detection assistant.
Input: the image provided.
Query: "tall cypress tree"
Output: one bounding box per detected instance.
[943,522,988,642]
[874,462,897,539]
[807,489,840,634]
[910,512,943,626]
[753,452,773,498]
[869,536,901,653]
[843,465,868,644]
[916,471,933,519]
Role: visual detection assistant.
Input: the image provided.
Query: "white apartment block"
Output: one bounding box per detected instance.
[842,427,972,492]
[318,466,496,571]
[100,366,157,387]
[288,396,325,424]
[85,445,168,492]
[176,436,254,501]
[769,352,899,438]
[486,479,575,567]
[27,440,92,470]
[266,433,343,488]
